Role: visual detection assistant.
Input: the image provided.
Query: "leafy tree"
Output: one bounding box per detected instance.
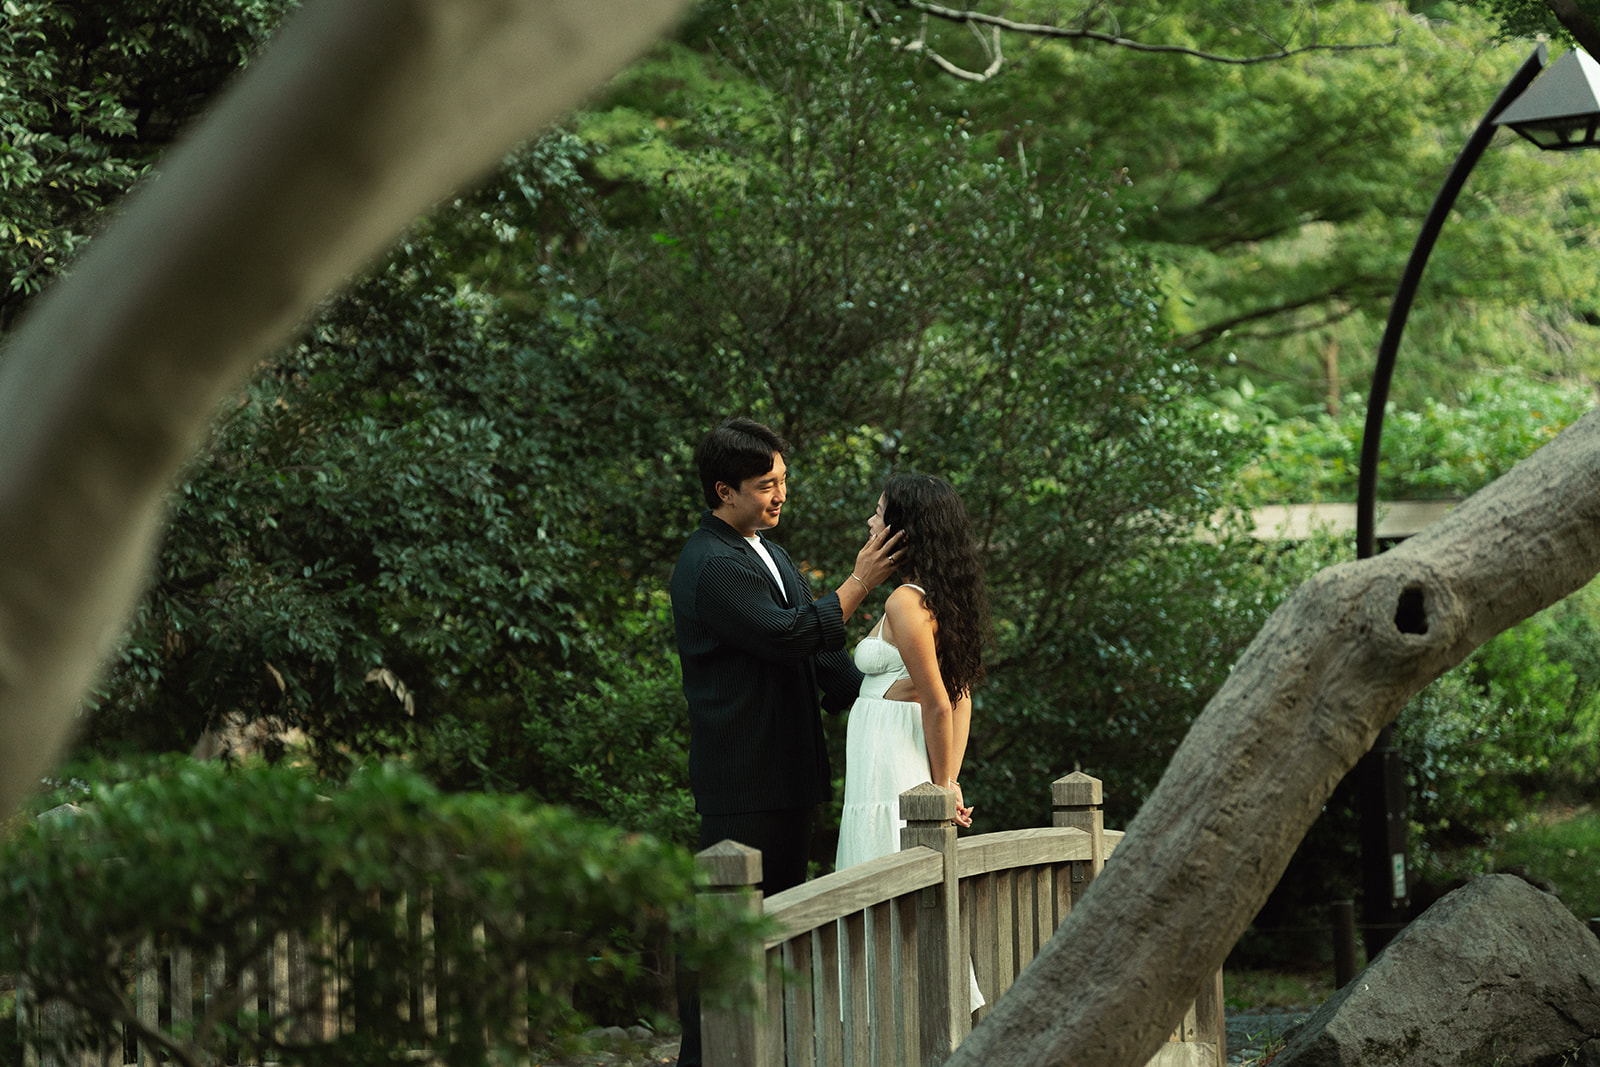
[881,0,1600,414]
[1465,0,1600,55]
[48,0,1596,859]
[86,0,1297,842]
[0,0,293,330]
[86,157,705,812]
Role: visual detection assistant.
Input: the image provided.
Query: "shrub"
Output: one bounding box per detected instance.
[0,761,763,1066]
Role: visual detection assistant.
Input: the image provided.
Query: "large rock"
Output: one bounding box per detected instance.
[1272,874,1600,1066]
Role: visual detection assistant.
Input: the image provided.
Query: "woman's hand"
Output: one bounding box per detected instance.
[947,780,974,828]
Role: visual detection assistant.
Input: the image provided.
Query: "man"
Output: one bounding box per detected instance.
[670,417,900,1064]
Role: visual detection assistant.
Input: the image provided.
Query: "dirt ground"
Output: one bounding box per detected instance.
[531,1030,681,1067]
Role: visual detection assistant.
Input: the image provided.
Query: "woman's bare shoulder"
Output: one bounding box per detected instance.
[885,583,934,622]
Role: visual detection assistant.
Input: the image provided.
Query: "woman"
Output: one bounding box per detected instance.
[834,473,992,1007]
[836,473,991,866]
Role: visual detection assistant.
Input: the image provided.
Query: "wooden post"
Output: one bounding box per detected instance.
[16,974,39,1067]
[1053,772,1105,900]
[1332,899,1358,988]
[208,946,229,1063]
[698,840,770,1067]
[1192,967,1227,1064]
[136,936,159,1067]
[901,782,965,1065]
[171,942,193,1042]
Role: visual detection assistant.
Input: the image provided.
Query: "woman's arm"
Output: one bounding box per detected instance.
[885,586,973,825]
[951,690,972,785]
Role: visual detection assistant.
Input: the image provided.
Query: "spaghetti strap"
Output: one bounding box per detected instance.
[900,582,926,594]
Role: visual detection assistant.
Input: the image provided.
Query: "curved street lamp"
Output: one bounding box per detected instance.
[1353,43,1600,957]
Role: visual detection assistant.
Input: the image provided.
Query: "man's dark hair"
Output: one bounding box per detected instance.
[695,417,790,509]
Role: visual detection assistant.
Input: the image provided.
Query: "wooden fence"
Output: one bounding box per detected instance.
[16,773,1222,1067]
[16,893,522,1067]
[699,772,1225,1067]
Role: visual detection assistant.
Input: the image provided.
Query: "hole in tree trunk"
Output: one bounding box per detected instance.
[1395,586,1428,635]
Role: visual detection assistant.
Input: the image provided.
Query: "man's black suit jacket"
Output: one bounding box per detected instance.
[670,511,863,815]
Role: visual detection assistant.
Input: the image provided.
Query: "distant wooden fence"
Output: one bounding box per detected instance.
[699,772,1224,1067]
[16,891,522,1067]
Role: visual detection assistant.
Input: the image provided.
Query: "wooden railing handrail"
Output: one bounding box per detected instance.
[763,826,1127,950]
[764,847,943,947]
[954,825,1107,876]
[767,825,1131,933]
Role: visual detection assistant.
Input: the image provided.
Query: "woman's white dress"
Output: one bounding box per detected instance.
[834,611,985,1009]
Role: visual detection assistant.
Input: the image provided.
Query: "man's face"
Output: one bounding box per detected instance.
[716,453,787,536]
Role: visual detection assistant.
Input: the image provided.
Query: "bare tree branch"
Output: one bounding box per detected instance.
[898,30,1006,79]
[1174,289,1370,351]
[870,8,1006,81]
[880,0,1398,70]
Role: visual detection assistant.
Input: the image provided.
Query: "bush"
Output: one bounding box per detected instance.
[0,761,764,1066]
[1232,371,1595,504]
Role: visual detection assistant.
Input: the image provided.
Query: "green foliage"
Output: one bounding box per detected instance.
[1391,577,1600,883]
[85,132,707,791]
[56,0,1320,842]
[1483,807,1600,923]
[952,0,1600,411]
[1462,0,1576,44]
[1398,667,1546,847]
[37,0,1594,893]
[0,761,763,1065]
[1229,370,1595,504]
[1217,361,1600,896]
[520,600,696,846]
[0,0,293,329]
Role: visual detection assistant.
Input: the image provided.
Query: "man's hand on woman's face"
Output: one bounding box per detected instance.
[854,526,905,589]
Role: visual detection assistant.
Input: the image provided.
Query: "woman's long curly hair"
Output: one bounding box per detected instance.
[882,473,992,700]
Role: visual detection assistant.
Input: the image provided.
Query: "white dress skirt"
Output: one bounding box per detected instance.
[835,634,984,1009]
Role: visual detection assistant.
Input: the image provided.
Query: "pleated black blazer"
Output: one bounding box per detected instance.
[671,511,864,815]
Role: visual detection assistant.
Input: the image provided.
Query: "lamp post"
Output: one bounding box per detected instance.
[1354,43,1600,958]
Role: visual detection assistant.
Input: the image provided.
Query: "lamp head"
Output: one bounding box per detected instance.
[1494,46,1600,150]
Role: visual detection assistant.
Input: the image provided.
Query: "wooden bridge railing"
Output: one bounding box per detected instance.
[698,772,1225,1067]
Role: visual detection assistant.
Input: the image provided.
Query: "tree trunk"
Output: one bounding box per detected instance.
[1323,334,1340,417]
[949,404,1600,1065]
[0,0,689,816]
